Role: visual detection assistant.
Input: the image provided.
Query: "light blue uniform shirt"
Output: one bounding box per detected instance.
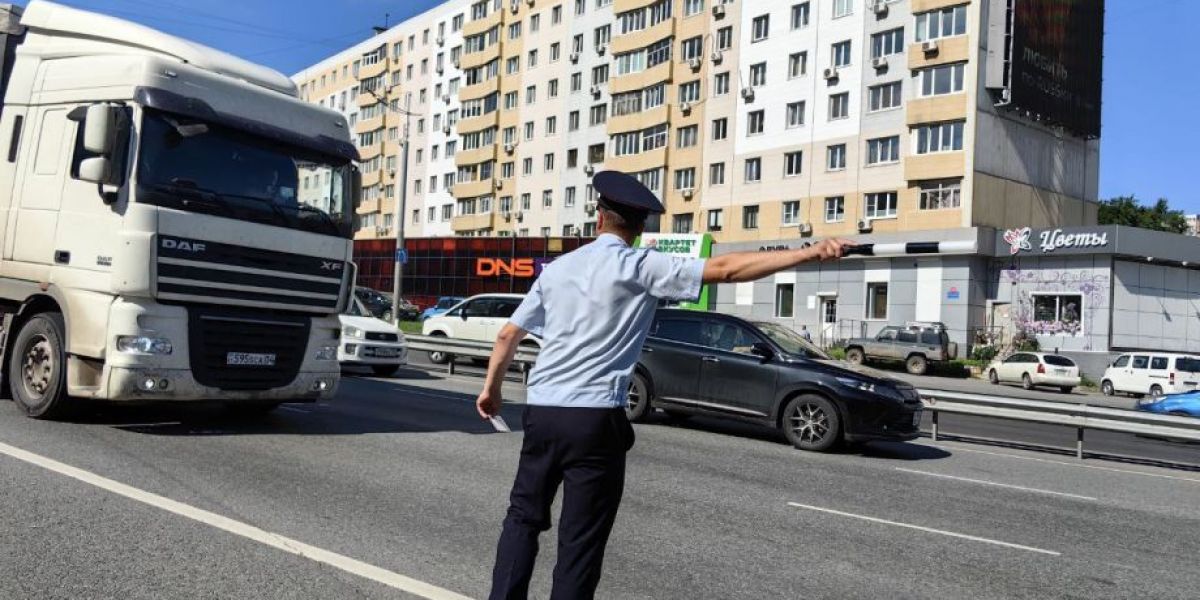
[508,233,706,408]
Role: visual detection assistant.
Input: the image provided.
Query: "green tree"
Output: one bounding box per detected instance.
[1097,195,1188,233]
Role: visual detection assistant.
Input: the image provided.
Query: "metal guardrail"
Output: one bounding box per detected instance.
[405,335,540,383]
[918,389,1200,458]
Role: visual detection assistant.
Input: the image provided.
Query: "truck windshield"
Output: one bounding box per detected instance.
[136,110,353,238]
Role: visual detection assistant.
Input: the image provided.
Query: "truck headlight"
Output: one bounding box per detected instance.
[342,326,364,339]
[314,345,338,361]
[116,336,173,355]
[835,376,875,393]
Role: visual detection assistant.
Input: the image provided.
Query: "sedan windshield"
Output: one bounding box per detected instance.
[136,109,353,238]
[755,323,829,360]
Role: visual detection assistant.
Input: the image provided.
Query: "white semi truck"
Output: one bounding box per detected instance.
[0,2,360,418]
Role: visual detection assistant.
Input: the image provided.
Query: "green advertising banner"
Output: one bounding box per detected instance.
[634,233,714,311]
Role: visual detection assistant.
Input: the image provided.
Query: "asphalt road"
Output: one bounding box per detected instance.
[2,367,1199,599]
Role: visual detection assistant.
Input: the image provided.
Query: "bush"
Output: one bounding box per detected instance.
[970,345,998,362]
[826,346,847,360]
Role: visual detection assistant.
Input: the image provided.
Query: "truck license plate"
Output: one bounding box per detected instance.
[226,352,276,366]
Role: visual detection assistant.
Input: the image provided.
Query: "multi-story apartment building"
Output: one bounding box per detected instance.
[294,0,1099,243]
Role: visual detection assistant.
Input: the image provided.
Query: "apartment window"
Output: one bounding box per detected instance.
[674,168,696,191]
[866,283,889,320]
[833,0,852,18]
[867,136,901,165]
[592,64,610,85]
[502,126,516,145]
[782,201,800,225]
[594,24,611,48]
[710,162,726,185]
[413,208,421,224]
[869,81,903,111]
[749,62,767,86]
[565,186,576,207]
[589,104,607,125]
[824,196,845,223]
[507,56,520,74]
[716,26,733,50]
[544,153,555,171]
[775,284,795,318]
[447,140,457,156]
[788,52,807,78]
[546,116,557,135]
[919,63,966,97]
[672,213,694,234]
[429,207,437,222]
[791,2,810,29]
[502,162,514,178]
[523,157,533,175]
[832,41,852,67]
[505,91,518,109]
[707,209,723,232]
[509,22,522,39]
[864,192,899,219]
[571,72,583,92]
[916,5,968,42]
[685,0,704,16]
[786,101,806,128]
[549,79,559,97]
[521,193,531,210]
[551,43,561,62]
[679,81,700,103]
[588,143,605,163]
[528,49,539,68]
[712,118,728,140]
[744,157,762,182]
[829,93,850,120]
[743,205,759,229]
[530,14,541,33]
[827,144,847,170]
[569,111,581,131]
[677,125,698,148]
[453,14,464,31]
[714,72,730,95]
[919,179,962,209]
[740,111,764,138]
[575,0,585,14]
[681,36,704,61]
[526,85,537,104]
[524,121,535,140]
[552,5,563,24]
[415,180,423,194]
[784,151,803,176]
[914,121,965,154]
[871,28,905,59]
[751,15,770,42]
[542,189,553,208]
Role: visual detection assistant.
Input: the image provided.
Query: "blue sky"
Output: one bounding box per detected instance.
[26,0,1200,213]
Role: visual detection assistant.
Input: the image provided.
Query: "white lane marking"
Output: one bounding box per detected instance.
[0,440,472,600]
[931,442,1200,484]
[786,502,1061,556]
[893,467,1097,501]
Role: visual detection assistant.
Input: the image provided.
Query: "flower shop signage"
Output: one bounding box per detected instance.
[1003,227,1109,255]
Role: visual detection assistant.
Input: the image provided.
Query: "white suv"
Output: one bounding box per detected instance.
[421,294,540,364]
[1101,353,1200,399]
[339,297,409,377]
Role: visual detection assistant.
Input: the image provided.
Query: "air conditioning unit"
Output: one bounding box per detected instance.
[504,142,515,154]
[871,56,888,69]
[515,210,524,222]
[711,50,723,63]
[596,43,608,56]
[442,93,451,103]
[584,201,597,215]
[510,0,520,14]
[442,125,451,134]
[871,1,888,16]
[679,101,692,114]
[823,67,839,80]
[452,58,460,69]
[681,189,694,200]
[922,39,939,53]
[436,65,444,75]
[495,180,504,189]
[502,210,512,222]
[590,85,602,97]
[569,226,582,236]
[583,164,595,175]
[436,35,445,46]
[712,4,725,18]
[798,222,813,235]
[570,51,580,63]
[857,219,873,232]
[740,86,755,100]
[688,57,702,71]
[526,0,534,5]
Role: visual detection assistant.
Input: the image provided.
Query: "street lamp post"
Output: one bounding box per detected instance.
[391,94,411,326]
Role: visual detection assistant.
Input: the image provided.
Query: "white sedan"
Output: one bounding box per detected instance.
[339,297,408,377]
[987,352,1081,393]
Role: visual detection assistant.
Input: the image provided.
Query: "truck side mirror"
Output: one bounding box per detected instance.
[83,104,121,155]
[349,166,363,210]
[77,157,111,184]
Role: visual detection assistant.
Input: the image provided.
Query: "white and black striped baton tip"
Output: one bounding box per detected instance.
[839,240,977,258]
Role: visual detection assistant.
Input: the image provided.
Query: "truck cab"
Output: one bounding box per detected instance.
[0,2,359,417]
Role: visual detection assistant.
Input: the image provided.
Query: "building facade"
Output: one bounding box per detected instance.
[293,0,1100,243]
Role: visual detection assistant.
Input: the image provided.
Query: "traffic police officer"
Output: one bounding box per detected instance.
[477,171,851,600]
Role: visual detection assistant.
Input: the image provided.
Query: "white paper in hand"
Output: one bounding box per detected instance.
[489,416,512,433]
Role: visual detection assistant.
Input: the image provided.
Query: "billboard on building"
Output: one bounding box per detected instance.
[1008,0,1104,138]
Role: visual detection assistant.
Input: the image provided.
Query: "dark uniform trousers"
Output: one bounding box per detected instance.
[489,405,636,600]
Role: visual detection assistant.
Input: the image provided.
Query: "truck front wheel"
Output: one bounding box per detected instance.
[9,313,73,419]
[905,355,928,375]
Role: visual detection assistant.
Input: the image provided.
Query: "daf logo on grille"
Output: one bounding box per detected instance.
[161,238,206,253]
[321,261,344,271]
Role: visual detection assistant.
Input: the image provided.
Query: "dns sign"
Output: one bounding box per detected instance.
[476,258,536,278]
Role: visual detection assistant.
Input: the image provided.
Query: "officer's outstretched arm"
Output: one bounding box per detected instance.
[476,323,528,419]
[702,238,854,284]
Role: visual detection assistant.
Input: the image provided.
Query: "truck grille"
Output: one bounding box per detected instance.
[365,332,399,342]
[157,235,346,313]
[187,308,310,391]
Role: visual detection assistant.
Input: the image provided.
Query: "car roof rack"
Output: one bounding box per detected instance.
[903,321,947,331]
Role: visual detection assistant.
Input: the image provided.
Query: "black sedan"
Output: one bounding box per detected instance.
[628,310,923,452]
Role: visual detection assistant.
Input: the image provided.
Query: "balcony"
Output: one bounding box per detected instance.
[605,145,667,174]
[907,35,970,70]
[912,0,970,12]
[459,43,500,71]
[357,59,387,81]
[453,178,495,199]
[353,115,384,135]
[614,0,661,12]
[609,104,669,135]
[611,60,673,95]
[904,152,966,182]
[457,111,499,135]
[611,18,675,56]
[452,211,499,232]
[462,9,502,37]
[455,144,498,168]
[359,168,381,188]
[906,94,969,126]
[357,197,381,214]
[460,77,500,102]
